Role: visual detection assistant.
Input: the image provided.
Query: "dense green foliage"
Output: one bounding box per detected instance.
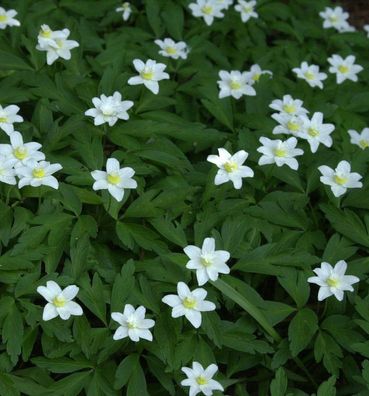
[1,0,369,395]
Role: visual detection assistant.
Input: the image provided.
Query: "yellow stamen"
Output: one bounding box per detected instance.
[334,175,348,185]
[107,173,121,185]
[141,70,154,80]
[183,297,197,309]
[55,39,64,48]
[329,15,338,22]
[201,5,213,14]
[53,296,66,308]
[0,15,8,22]
[40,29,52,38]
[224,161,238,173]
[252,73,261,82]
[127,321,137,329]
[230,80,241,90]
[338,65,349,74]
[200,257,212,267]
[0,117,8,123]
[243,6,253,13]
[287,121,300,132]
[283,104,296,114]
[308,127,319,137]
[304,71,315,80]
[359,139,369,149]
[32,168,45,178]
[196,376,208,385]
[13,147,28,160]
[165,47,177,55]
[326,277,340,288]
[274,148,287,157]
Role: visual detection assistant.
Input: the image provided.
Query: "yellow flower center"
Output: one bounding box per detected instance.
[107,173,121,185]
[230,80,241,90]
[243,6,253,13]
[274,148,287,157]
[359,139,369,149]
[13,147,28,160]
[55,39,64,48]
[326,277,340,288]
[183,297,197,309]
[252,73,261,82]
[201,5,213,14]
[127,321,137,329]
[287,121,300,132]
[0,116,8,123]
[200,256,212,267]
[141,70,154,80]
[334,175,348,185]
[283,104,296,114]
[308,127,319,137]
[338,65,349,74]
[0,15,8,22]
[32,168,46,178]
[196,376,208,385]
[40,29,52,38]
[53,296,66,308]
[165,46,177,55]
[329,15,338,22]
[224,161,238,173]
[304,71,315,80]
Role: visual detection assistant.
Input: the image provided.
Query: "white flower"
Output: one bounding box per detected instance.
[0,7,20,29]
[235,0,258,23]
[0,155,17,185]
[271,113,304,136]
[91,157,137,202]
[217,70,256,99]
[37,281,83,321]
[162,282,216,328]
[364,25,369,38]
[188,0,224,26]
[36,25,69,50]
[0,105,23,135]
[0,131,45,167]
[292,62,327,89]
[127,59,169,94]
[319,7,349,32]
[338,22,355,33]
[348,128,369,150]
[246,64,272,85]
[154,38,189,60]
[36,25,79,65]
[257,136,303,170]
[327,54,363,84]
[308,260,359,301]
[116,2,132,21]
[181,362,224,396]
[297,112,334,153]
[85,92,134,127]
[318,160,363,197]
[17,160,62,189]
[184,237,230,286]
[269,95,309,117]
[216,0,233,10]
[207,148,254,189]
[111,304,155,342]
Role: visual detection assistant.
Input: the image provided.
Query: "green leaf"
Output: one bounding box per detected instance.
[288,308,318,357]
[270,367,288,396]
[317,376,336,396]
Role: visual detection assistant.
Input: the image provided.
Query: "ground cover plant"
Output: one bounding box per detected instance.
[1,0,369,394]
